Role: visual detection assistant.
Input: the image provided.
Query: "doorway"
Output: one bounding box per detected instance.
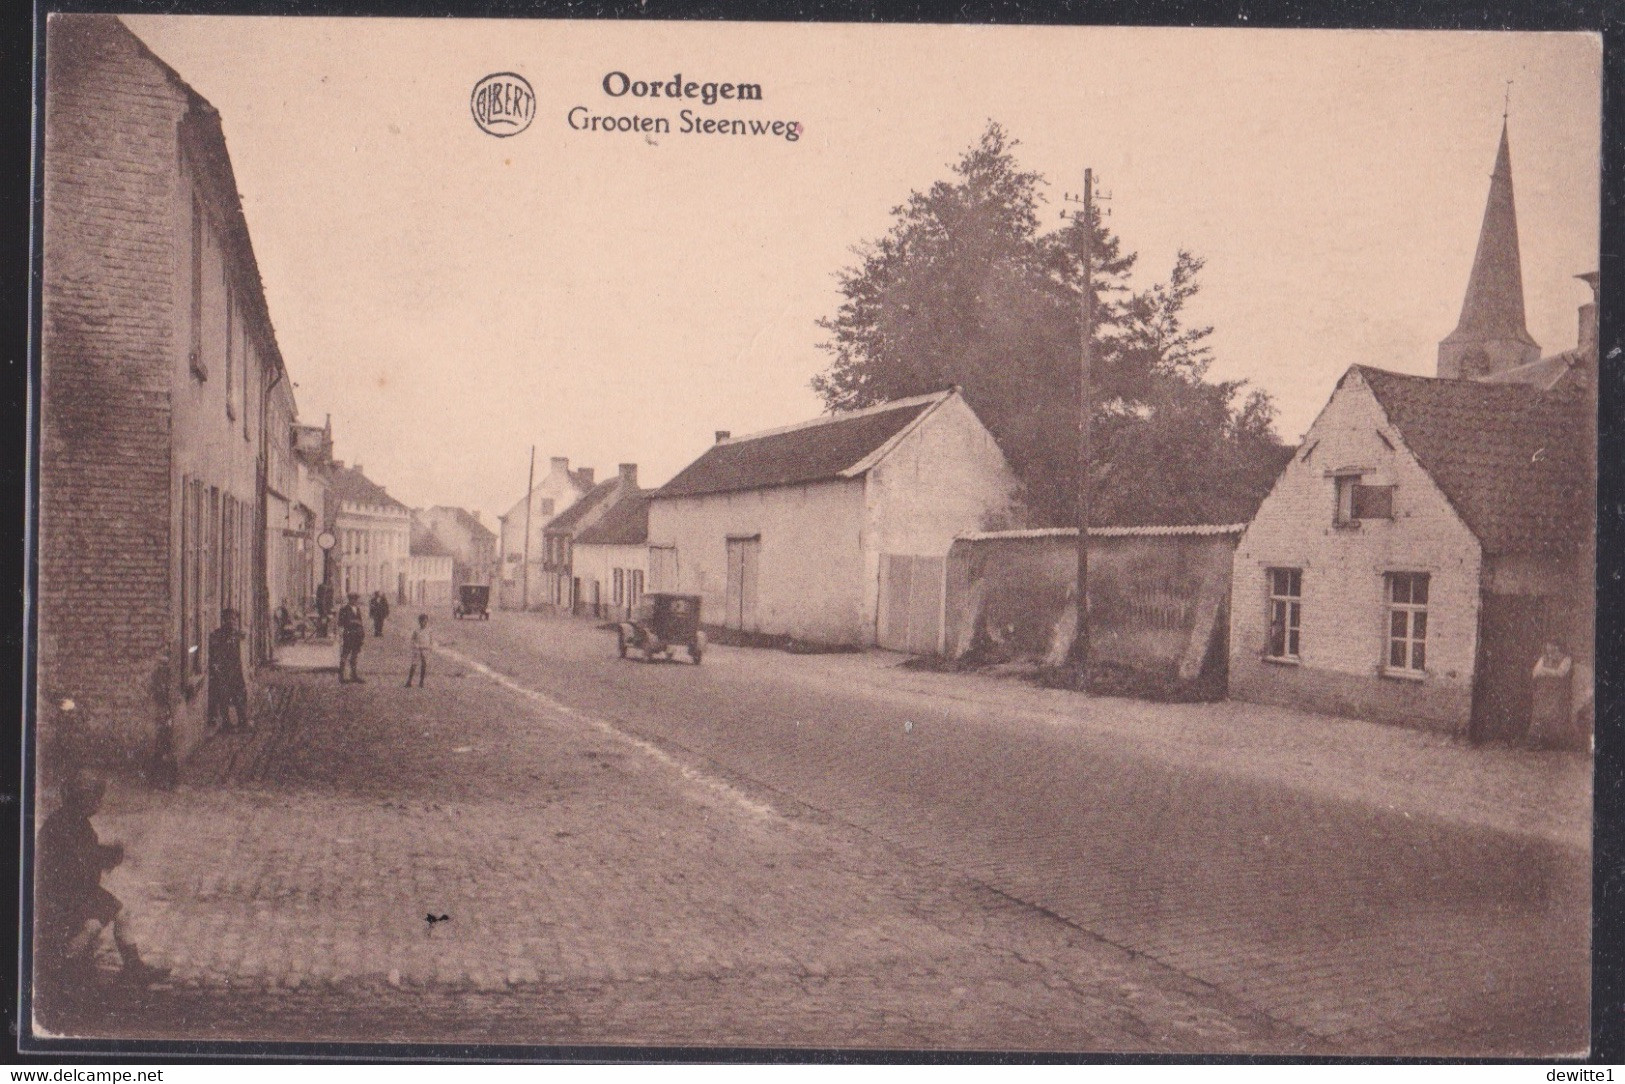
[878,553,945,655]
[1470,593,1549,744]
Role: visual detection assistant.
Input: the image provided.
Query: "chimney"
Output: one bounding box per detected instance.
[1578,271,1600,354]
[550,456,569,474]
[618,463,638,487]
[577,467,594,486]
[1580,303,1598,353]
[715,430,731,443]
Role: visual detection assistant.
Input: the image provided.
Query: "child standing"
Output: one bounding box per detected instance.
[407,613,433,687]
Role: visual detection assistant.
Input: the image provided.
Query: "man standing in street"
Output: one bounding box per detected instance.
[207,609,250,732]
[338,592,366,684]
[369,591,391,638]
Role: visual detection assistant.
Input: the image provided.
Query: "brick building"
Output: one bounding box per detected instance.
[38,15,298,775]
[1229,124,1595,739]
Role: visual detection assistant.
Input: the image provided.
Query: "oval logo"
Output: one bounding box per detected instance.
[471,72,535,137]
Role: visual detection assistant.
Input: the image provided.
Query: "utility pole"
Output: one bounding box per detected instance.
[521,445,535,611]
[1064,169,1097,691]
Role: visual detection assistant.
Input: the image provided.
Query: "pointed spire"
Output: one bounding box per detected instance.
[1438,120,1541,379]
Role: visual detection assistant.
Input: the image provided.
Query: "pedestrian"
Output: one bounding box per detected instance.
[406,613,433,687]
[1528,640,1574,750]
[207,609,251,732]
[37,770,169,987]
[338,592,366,684]
[370,591,390,638]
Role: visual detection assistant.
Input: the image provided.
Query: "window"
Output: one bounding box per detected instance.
[1266,567,1301,660]
[242,327,251,440]
[628,569,644,610]
[1352,484,1394,520]
[225,282,235,418]
[1385,572,1429,675]
[181,478,204,677]
[189,196,207,380]
[612,568,625,606]
[1334,474,1395,526]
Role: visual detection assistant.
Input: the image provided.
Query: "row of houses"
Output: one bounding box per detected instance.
[502,121,1594,746]
[37,15,501,778]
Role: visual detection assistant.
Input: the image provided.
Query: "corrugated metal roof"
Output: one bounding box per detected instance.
[956,524,1247,542]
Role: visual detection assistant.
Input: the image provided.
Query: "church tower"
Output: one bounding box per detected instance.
[1437,122,1541,379]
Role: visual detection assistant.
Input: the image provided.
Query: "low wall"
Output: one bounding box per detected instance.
[943,526,1242,691]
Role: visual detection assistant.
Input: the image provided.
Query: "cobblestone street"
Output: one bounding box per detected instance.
[424,612,1591,1058]
[35,619,1293,1053]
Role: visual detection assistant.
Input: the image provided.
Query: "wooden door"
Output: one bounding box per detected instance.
[1470,594,1547,744]
[879,554,945,654]
[725,537,760,632]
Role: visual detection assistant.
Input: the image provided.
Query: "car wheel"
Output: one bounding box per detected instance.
[617,630,628,658]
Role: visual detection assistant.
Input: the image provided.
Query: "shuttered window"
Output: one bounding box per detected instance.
[1352,484,1395,520]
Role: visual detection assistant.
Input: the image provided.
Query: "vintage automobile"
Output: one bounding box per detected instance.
[616,592,705,664]
[454,583,491,620]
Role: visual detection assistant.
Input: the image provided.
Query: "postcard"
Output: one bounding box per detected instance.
[26,12,1600,1057]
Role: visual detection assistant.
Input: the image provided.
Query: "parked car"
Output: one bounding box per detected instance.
[616,593,704,664]
[454,583,491,620]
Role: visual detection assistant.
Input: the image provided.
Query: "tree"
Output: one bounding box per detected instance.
[813,122,1287,527]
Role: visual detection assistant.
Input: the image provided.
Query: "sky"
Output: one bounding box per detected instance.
[122,17,1602,526]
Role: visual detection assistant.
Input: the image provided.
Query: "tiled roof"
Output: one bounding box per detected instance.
[544,478,619,534]
[409,521,454,558]
[329,464,408,512]
[428,505,496,543]
[653,391,949,500]
[575,490,651,547]
[1354,366,1589,556]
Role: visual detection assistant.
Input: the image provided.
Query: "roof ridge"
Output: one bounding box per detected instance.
[719,389,953,446]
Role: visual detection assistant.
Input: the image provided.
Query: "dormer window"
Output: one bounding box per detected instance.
[1330,469,1394,526]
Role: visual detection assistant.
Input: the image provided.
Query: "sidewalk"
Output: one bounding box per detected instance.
[38,625,1290,1051]
[730,642,1592,851]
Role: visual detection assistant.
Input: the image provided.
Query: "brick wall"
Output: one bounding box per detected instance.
[1229,371,1483,734]
[38,16,187,775]
[40,16,277,774]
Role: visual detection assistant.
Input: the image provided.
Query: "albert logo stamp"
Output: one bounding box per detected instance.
[471,72,535,137]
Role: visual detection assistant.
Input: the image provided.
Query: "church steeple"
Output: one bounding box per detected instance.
[1437,120,1541,379]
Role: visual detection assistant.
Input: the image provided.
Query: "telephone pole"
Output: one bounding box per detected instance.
[1066,169,1096,691]
[521,445,536,611]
